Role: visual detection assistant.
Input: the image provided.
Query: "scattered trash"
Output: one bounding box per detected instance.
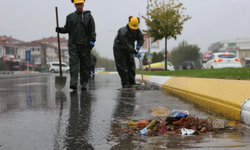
[138,120,149,128]
[167,110,189,120]
[140,120,156,134]
[181,128,195,135]
[161,127,167,133]
[128,121,137,126]
[212,119,227,129]
[114,108,239,137]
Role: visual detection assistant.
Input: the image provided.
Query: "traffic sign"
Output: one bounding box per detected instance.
[146,53,153,59]
[25,50,31,62]
[203,53,212,59]
[146,58,152,64]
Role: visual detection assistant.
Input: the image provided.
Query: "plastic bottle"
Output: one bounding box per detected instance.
[140,120,156,134]
[145,120,156,129]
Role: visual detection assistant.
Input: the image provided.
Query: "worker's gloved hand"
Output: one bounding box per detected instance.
[90,41,95,47]
[136,45,140,51]
[89,41,95,49]
[55,27,62,33]
[135,52,141,58]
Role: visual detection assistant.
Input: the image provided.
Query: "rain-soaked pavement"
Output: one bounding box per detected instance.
[0,73,250,150]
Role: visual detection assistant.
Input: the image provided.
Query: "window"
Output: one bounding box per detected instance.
[61,64,67,67]
[218,54,236,58]
[52,64,59,66]
[5,46,15,55]
[207,55,214,61]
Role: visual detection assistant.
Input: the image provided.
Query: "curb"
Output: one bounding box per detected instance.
[96,71,118,74]
[136,75,250,126]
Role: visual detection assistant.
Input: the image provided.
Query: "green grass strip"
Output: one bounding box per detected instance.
[136,68,250,80]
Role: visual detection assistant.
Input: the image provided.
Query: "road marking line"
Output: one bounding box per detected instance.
[14,82,41,87]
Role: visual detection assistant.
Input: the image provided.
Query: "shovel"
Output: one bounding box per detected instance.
[138,56,145,86]
[55,7,67,90]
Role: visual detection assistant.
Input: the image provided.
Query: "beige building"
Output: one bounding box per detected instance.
[16,42,58,67]
[32,36,69,64]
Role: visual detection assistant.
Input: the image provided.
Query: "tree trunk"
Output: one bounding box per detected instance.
[165,38,168,71]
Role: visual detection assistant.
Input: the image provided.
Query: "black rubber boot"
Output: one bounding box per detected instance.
[81,86,87,91]
[70,85,77,90]
[122,85,132,88]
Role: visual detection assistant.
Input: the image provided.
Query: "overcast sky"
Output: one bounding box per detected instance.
[1,0,250,59]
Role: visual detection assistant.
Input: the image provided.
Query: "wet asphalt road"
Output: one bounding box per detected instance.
[0,73,250,150]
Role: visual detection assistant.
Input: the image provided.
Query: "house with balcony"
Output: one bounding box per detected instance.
[0,36,28,70]
[0,35,63,70]
[16,41,58,68]
[32,36,69,64]
[0,35,26,62]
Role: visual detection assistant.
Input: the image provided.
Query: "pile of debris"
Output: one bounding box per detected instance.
[118,84,160,91]
[133,84,160,90]
[115,108,240,136]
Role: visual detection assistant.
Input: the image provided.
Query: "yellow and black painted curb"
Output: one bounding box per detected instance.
[136,75,250,126]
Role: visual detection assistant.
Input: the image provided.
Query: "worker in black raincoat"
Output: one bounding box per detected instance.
[113,16,144,88]
[56,0,96,91]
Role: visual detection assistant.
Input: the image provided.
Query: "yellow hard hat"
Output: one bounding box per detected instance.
[128,16,139,30]
[73,0,85,4]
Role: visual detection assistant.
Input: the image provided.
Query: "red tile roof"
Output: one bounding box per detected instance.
[0,41,19,47]
[0,35,25,43]
[14,41,58,49]
[33,36,68,43]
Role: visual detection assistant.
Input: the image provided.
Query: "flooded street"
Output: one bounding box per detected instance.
[0,73,249,150]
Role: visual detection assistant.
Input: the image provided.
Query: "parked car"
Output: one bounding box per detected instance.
[182,61,196,70]
[95,67,106,72]
[202,52,242,69]
[49,62,70,73]
[143,61,175,71]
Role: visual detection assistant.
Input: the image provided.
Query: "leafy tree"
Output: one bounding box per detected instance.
[0,62,5,71]
[142,0,191,70]
[152,52,158,63]
[168,40,200,69]
[142,52,165,65]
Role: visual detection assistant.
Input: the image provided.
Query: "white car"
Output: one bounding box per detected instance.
[95,67,106,72]
[49,62,70,73]
[202,53,242,69]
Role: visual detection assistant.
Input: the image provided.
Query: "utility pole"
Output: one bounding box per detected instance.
[138,13,142,29]
[147,0,151,71]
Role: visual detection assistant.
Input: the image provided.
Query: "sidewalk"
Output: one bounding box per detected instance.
[0,71,51,79]
[136,75,250,126]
